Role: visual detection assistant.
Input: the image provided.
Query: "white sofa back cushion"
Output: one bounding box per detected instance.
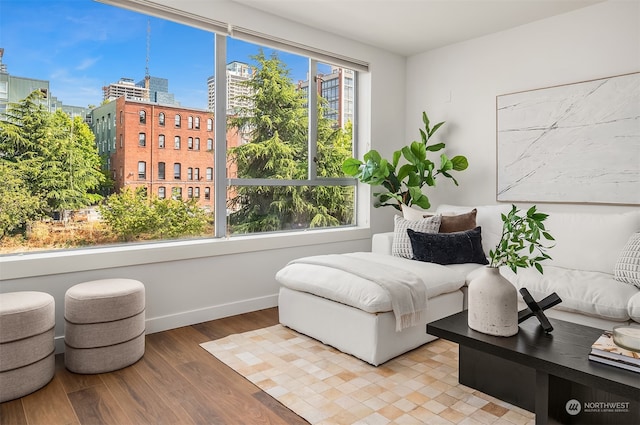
[544,211,640,274]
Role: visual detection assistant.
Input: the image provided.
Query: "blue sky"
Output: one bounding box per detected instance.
[0,0,312,110]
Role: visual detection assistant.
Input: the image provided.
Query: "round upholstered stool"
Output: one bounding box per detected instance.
[0,291,55,402]
[64,279,145,374]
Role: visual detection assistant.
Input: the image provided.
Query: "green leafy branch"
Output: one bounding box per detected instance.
[489,205,555,274]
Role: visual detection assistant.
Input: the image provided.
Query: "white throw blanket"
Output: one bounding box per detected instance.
[288,253,427,331]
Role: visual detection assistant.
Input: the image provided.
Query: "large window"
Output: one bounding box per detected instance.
[224,38,356,236]
[0,0,364,254]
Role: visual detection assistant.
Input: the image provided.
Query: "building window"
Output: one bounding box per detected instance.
[194,187,200,198]
[194,116,200,129]
[158,134,165,148]
[139,110,146,124]
[206,167,213,181]
[119,134,123,148]
[172,187,182,200]
[158,162,165,180]
[174,136,180,149]
[173,163,181,180]
[138,132,146,147]
[159,112,165,126]
[158,186,166,199]
[138,161,146,179]
[188,137,193,150]
[207,138,213,151]
[194,138,200,150]
[204,187,210,200]
[174,114,181,128]
[120,110,123,124]
[187,167,193,180]
[187,187,193,199]
[194,168,200,180]
[207,118,213,131]
[188,116,193,129]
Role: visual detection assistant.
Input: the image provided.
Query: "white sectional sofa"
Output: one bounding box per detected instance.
[277,204,640,365]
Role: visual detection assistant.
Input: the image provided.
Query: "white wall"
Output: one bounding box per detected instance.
[0,0,405,352]
[406,0,640,213]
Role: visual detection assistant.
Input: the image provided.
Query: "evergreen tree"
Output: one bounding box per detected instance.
[227,51,353,233]
[0,90,104,229]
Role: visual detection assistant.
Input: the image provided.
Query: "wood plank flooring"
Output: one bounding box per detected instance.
[0,308,309,425]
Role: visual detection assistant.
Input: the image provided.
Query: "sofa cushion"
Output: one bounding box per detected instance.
[501,266,637,321]
[392,214,441,259]
[408,227,489,265]
[543,211,639,274]
[436,204,511,257]
[614,232,640,289]
[628,292,640,323]
[276,252,466,314]
[403,205,477,233]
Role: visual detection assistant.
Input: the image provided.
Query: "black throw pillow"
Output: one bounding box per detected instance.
[407,226,489,265]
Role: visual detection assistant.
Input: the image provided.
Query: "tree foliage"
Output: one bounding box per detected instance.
[227,51,354,233]
[0,90,105,236]
[0,162,44,238]
[98,188,210,242]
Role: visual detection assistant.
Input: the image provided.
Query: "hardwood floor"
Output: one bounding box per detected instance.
[0,308,309,425]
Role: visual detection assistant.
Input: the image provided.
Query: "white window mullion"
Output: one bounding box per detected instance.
[308,59,318,180]
[214,34,228,238]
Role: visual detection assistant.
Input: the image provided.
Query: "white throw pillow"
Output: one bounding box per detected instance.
[614,232,640,289]
[401,204,429,221]
[392,214,441,259]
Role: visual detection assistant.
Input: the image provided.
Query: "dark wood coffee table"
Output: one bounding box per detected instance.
[427,311,640,425]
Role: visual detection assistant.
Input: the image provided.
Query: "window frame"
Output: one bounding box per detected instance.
[137,161,146,180]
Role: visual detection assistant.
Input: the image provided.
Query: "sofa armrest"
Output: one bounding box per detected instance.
[372,232,394,255]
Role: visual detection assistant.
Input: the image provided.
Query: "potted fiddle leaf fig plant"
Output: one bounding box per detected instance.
[468,204,555,337]
[342,111,468,211]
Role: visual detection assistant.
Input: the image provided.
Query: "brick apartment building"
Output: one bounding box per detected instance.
[92,97,240,210]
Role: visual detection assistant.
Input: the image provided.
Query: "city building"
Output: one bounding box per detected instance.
[136,76,178,105]
[0,48,88,119]
[207,61,254,113]
[102,77,149,102]
[298,66,354,129]
[91,97,240,210]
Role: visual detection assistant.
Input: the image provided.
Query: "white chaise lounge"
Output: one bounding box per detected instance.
[277,252,478,366]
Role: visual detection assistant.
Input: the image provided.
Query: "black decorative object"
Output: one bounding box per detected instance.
[517,288,562,333]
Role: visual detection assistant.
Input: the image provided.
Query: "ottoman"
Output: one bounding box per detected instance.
[0,291,55,402]
[64,278,145,374]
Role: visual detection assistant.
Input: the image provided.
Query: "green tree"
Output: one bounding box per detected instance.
[98,188,155,242]
[227,51,353,233]
[0,91,104,224]
[152,197,210,239]
[99,188,210,242]
[42,110,104,214]
[0,162,44,238]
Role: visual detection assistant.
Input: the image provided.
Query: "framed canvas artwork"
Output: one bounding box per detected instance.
[496,72,640,205]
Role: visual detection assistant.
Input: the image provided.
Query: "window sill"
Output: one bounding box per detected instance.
[0,226,371,280]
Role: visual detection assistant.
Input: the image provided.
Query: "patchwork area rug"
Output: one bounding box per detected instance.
[201,325,534,425]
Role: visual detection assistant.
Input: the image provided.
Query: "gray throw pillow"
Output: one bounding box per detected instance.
[614,232,640,289]
[392,214,441,259]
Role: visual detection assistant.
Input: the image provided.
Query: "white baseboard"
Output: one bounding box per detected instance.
[54,294,279,354]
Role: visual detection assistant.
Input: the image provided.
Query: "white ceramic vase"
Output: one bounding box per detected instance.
[467,266,518,337]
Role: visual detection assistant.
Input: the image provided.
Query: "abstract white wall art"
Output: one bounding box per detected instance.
[496,72,640,205]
